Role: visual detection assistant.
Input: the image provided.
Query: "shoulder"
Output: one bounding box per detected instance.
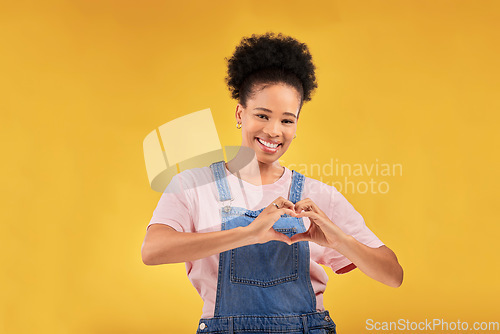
[177,166,213,182]
[173,166,215,192]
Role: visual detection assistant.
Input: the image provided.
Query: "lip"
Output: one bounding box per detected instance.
[256,137,281,145]
[255,138,282,153]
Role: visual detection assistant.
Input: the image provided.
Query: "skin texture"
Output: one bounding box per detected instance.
[142,83,403,287]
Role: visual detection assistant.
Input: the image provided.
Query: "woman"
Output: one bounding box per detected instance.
[142,32,403,334]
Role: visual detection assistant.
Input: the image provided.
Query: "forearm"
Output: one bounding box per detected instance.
[334,235,403,287]
[142,225,255,265]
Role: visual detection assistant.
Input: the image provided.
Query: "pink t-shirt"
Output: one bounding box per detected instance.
[147,164,384,318]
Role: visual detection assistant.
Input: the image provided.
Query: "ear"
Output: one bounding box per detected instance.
[235,104,244,123]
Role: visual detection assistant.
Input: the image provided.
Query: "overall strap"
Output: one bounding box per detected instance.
[209,161,233,202]
[289,170,305,204]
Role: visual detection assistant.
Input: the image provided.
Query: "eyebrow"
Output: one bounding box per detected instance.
[253,107,297,119]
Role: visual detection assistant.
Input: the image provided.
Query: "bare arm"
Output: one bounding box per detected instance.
[290,198,404,287]
[141,197,297,265]
[334,239,403,287]
[141,224,254,265]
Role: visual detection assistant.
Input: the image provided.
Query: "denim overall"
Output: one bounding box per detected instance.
[195,161,337,334]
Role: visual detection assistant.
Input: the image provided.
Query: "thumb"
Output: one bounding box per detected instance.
[270,230,292,245]
[290,232,310,244]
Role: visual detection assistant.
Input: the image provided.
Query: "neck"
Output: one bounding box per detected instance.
[225,146,284,186]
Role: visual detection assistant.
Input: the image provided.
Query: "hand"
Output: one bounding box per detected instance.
[290,198,347,249]
[245,196,298,245]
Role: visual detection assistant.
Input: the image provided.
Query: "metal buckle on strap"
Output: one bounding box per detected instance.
[222,199,233,213]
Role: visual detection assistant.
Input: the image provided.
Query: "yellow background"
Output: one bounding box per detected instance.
[1,0,499,333]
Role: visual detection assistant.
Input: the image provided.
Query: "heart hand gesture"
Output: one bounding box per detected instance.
[245,196,297,245]
[290,198,347,249]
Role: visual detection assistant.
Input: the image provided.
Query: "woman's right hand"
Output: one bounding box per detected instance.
[143,197,298,265]
[244,196,297,245]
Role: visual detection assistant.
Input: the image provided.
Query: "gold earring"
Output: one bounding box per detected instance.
[236,122,242,129]
[293,134,297,139]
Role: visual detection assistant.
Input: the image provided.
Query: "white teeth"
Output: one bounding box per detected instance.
[257,138,279,148]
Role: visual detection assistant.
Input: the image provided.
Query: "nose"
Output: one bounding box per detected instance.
[263,120,281,137]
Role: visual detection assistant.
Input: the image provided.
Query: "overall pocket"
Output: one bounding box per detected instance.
[230,227,299,287]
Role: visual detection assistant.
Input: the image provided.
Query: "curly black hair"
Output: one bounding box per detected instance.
[224,32,318,115]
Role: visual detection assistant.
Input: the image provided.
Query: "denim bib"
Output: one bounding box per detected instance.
[196,161,336,334]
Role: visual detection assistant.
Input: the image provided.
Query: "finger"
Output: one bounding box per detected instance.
[280,200,295,210]
[268,202,279,210]
[290,232,311,243]
[271,230,292,245]
[272,196,287,206]
[295,211,322,226]
[279,208,298,217]
[295,210,319,218]
[270,199,294,210]
[292,199,306,210]
[294,200,316,213]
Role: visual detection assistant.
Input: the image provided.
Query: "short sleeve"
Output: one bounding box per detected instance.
[147,173,193,233]
[318,187,385,274]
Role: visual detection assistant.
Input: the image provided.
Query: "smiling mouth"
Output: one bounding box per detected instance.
[256,138,282,152]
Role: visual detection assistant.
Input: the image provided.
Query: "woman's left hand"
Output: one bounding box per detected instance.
[290,198,404,287]
[290,198,347,249]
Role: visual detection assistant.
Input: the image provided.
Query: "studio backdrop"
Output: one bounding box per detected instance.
[1,1,499,333]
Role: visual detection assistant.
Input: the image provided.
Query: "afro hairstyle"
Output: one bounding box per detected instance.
[224,31,318,114]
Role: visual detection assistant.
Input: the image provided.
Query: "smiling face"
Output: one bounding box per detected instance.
[235,83,301,165]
